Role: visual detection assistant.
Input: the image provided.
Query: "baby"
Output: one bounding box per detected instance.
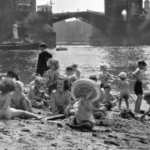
[28,77,50,108]
[101,85,117,111]
[118,72,130,110]
[11,81,33,112]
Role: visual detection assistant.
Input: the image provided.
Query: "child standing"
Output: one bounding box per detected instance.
[71,64,81,79]
[133,60,147,113]
[98,63,111,88]
[118,72,130,110]
[47,58,60,95]
[0,78,42,120]
[11,81,33,112]
[51,76,71,115]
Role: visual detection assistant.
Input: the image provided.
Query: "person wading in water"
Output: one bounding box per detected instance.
[36,43,53,76]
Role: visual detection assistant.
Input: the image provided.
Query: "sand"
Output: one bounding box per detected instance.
[0,94,150,150]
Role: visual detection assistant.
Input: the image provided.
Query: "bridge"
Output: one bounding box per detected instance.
[52,0,150,46]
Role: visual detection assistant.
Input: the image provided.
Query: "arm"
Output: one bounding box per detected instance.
[36,54,41,75]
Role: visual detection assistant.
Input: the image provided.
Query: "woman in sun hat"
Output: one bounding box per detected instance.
[69,79,106,130]
[118,72,130,110]
[98,63,112,88]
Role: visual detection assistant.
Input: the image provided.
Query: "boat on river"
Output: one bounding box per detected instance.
[56,46,68,51]
[0,42,39,50]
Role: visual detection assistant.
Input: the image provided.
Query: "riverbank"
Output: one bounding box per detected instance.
[1,93,150,150]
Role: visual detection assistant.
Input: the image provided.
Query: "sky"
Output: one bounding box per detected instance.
[37,0,105,13]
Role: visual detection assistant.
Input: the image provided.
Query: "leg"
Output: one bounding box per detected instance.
[10,108,40,119]
[134,96,138,113]
[137,94,142,113]
[125,98,129,110]
[119,97,122,110]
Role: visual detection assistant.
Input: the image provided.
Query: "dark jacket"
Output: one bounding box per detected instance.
[36,50,52,76]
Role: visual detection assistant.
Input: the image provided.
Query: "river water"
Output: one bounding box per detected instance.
[0,46,150,92]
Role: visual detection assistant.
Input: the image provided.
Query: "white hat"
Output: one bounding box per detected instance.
[100,63,110,70]
[118,72,127,79]
[71,79,101,101]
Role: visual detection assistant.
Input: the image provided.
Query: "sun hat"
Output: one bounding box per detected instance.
[118,72,127,79]
[100,63,110,70]
[71,79,101,101]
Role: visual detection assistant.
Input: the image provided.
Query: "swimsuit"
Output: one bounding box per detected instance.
[134,81,143,95]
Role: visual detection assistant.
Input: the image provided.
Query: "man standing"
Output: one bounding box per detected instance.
[36,43,53,76]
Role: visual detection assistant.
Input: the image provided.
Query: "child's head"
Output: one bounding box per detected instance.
[89,75,97,82]
[104,84,111,94]
[118,72,127,81]
[66,66,74,76]
[71,63,78,70]
[144,93,150,105]
[68,76,77,85]
[0,78,15,94]
[138,60,147,70]
[15,81,24,92]
[100,63,109,72]
[57,76,69,92]
[39,43,47,51]
[43,71,49,81]
[47,58,60,70]
[7,71,20,81]
[34,77,44,90]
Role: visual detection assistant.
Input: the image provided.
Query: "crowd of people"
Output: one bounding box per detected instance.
[0,43,150,131]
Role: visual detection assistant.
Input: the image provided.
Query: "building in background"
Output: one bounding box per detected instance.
[144,0,150,19]
[54,20,92,45]
[37,5,52,13]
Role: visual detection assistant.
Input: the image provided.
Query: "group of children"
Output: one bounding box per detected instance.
[0,58,150,130]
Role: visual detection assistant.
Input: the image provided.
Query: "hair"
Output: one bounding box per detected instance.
[72,64,78,69]
[144,93,150,100]
[0,78,15,94]
[39,43,47,49]
[7,71,20,81]
[119,77,126,81]
[16,81,24,92]
[66,66,74,71]
[103,84,111,90]
[89,75,97,82]
[57,76,69,91]
[47,58,60,70]
[138,60,147,66]
[34,77,44,86]
[68,76,77,83]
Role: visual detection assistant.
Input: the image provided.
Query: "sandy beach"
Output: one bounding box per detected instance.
[0,93,150,150]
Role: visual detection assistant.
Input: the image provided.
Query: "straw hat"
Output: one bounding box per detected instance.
[71,79,101,101]
[118,72,127,79]
[100,63,110,70]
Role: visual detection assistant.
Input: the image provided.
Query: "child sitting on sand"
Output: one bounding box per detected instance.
[0,78,42,120]
[71,63,81,79]
[141,93,150,120]
[51,76,71,115]
[28,77,50,108]
[98,63,111,88]
[133,60,147,113]
[118,72,130,110]
[47,58,60,94]
[11,81,33,112]
[101,85,117,111]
